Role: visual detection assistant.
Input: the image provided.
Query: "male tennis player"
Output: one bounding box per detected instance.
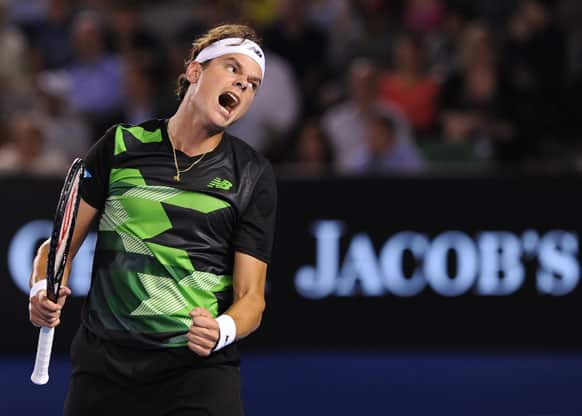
[28,24,276,415]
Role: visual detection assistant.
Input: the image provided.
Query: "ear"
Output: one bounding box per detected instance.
[186,61,202,84]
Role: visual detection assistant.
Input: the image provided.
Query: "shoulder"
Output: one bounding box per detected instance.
[116,118,165,133]
[108,119,166,149]
[105,118,164,132]
[89,119,165,159]
[323,101,353,123]
[224,132,272,175]
[223,133,276,203]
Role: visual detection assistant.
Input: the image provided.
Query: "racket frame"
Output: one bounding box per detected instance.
[31,158,84,385]
[45,158,84,303]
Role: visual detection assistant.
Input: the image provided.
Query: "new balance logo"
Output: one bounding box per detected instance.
[208,177,233,190]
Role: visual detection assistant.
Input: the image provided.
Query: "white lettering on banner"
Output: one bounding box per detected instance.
[477,232,524,295]
[296,221,343,299]
[8,220,96,296]
[425,231,477,296]
[537,231,579,295]
[294,221,580,299]
[380,232,428,297]
[337,234,384,296]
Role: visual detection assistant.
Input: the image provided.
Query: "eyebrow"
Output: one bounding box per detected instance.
[224,57,262,86]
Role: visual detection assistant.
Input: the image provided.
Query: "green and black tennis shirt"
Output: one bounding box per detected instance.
[79,118,277,349]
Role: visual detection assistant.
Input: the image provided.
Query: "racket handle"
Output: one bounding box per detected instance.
[30,326,55,385]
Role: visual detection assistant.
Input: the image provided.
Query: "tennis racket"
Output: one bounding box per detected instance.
[30,158,84,385]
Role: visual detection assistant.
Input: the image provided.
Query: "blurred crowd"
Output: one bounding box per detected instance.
[1,0,581,176]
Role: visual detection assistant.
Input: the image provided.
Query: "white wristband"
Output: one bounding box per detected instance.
[213,314,237,352]
[29,279,47,327]
[29,279,47,299]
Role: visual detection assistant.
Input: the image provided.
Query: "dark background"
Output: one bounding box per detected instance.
[3,175,582,355]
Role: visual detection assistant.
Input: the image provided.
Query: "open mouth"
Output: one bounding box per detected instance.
[218,92,240,114]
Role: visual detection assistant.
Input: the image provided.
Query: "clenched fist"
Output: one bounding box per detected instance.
[187,307,219,357]
[29,286,71,328]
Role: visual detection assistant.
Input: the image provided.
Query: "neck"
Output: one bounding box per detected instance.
[168,101,223,157]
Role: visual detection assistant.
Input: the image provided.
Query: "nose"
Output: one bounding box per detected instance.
[234,78,249,91]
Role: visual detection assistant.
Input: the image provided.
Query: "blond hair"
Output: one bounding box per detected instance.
[175,24,261,101]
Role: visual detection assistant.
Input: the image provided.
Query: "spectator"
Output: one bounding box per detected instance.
[36,71,91,161]
[440,23,517,162]
[468,0,519,30]
[403,0,446,36]
[348,0,397,66]
[308,0,363,68]
[174,0,236,49]
[321,59,377,173]
[280,119,335,175]
[425,3,472,79]
[378,32,440,137]
[3,0,579,175]
[109,0,164,75]
[322,58,414,173]
[504,0,567,159]
[241,0,279,29]
[0,0,31,94]
[78,0,115,13]
[27,0,75,70]
[8,0,47,27]
[66,11,124,139]
[354,107,424,173]
[263,0,329,116]
[0,115,67,175]
[122,59,159,125]
[560,0,582,77]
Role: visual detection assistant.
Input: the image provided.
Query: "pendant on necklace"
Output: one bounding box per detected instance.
[174,174,180,182]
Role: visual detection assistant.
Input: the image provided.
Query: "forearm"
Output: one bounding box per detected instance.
[224,293,265,339]
[187,252,267,355]
[224,251,268,340]
[29,240,72,287]
[29,198,97,288]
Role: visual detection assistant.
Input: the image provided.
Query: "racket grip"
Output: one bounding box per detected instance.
[30,326,55,385]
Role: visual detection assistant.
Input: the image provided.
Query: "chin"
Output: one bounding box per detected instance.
[216,112,240,129]
[215,118,232,130]
[207,117,230,133]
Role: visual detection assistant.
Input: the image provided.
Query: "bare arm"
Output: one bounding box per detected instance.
[29,198,98,287]
[187,251,267,356]
[28,198,98,327]
[225,251,267,338]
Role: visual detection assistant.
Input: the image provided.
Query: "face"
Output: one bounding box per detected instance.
[350,61,376,102]
[185,53,262,130]
[298,124,325,163]
[367,117,395,154]
[73,18,104,59]
[12,118,42,156]
[394,37,422,71]
[522,1,546,27]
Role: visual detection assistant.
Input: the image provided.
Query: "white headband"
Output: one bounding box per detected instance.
[194,37,266,78]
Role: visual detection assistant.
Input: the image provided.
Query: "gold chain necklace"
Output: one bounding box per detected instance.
[167,126,206,182]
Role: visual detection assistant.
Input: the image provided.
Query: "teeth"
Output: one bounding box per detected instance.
[219,92,239,112]
[226,92,239,105]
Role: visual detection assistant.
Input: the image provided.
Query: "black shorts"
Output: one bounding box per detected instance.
[64,326,244,416]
